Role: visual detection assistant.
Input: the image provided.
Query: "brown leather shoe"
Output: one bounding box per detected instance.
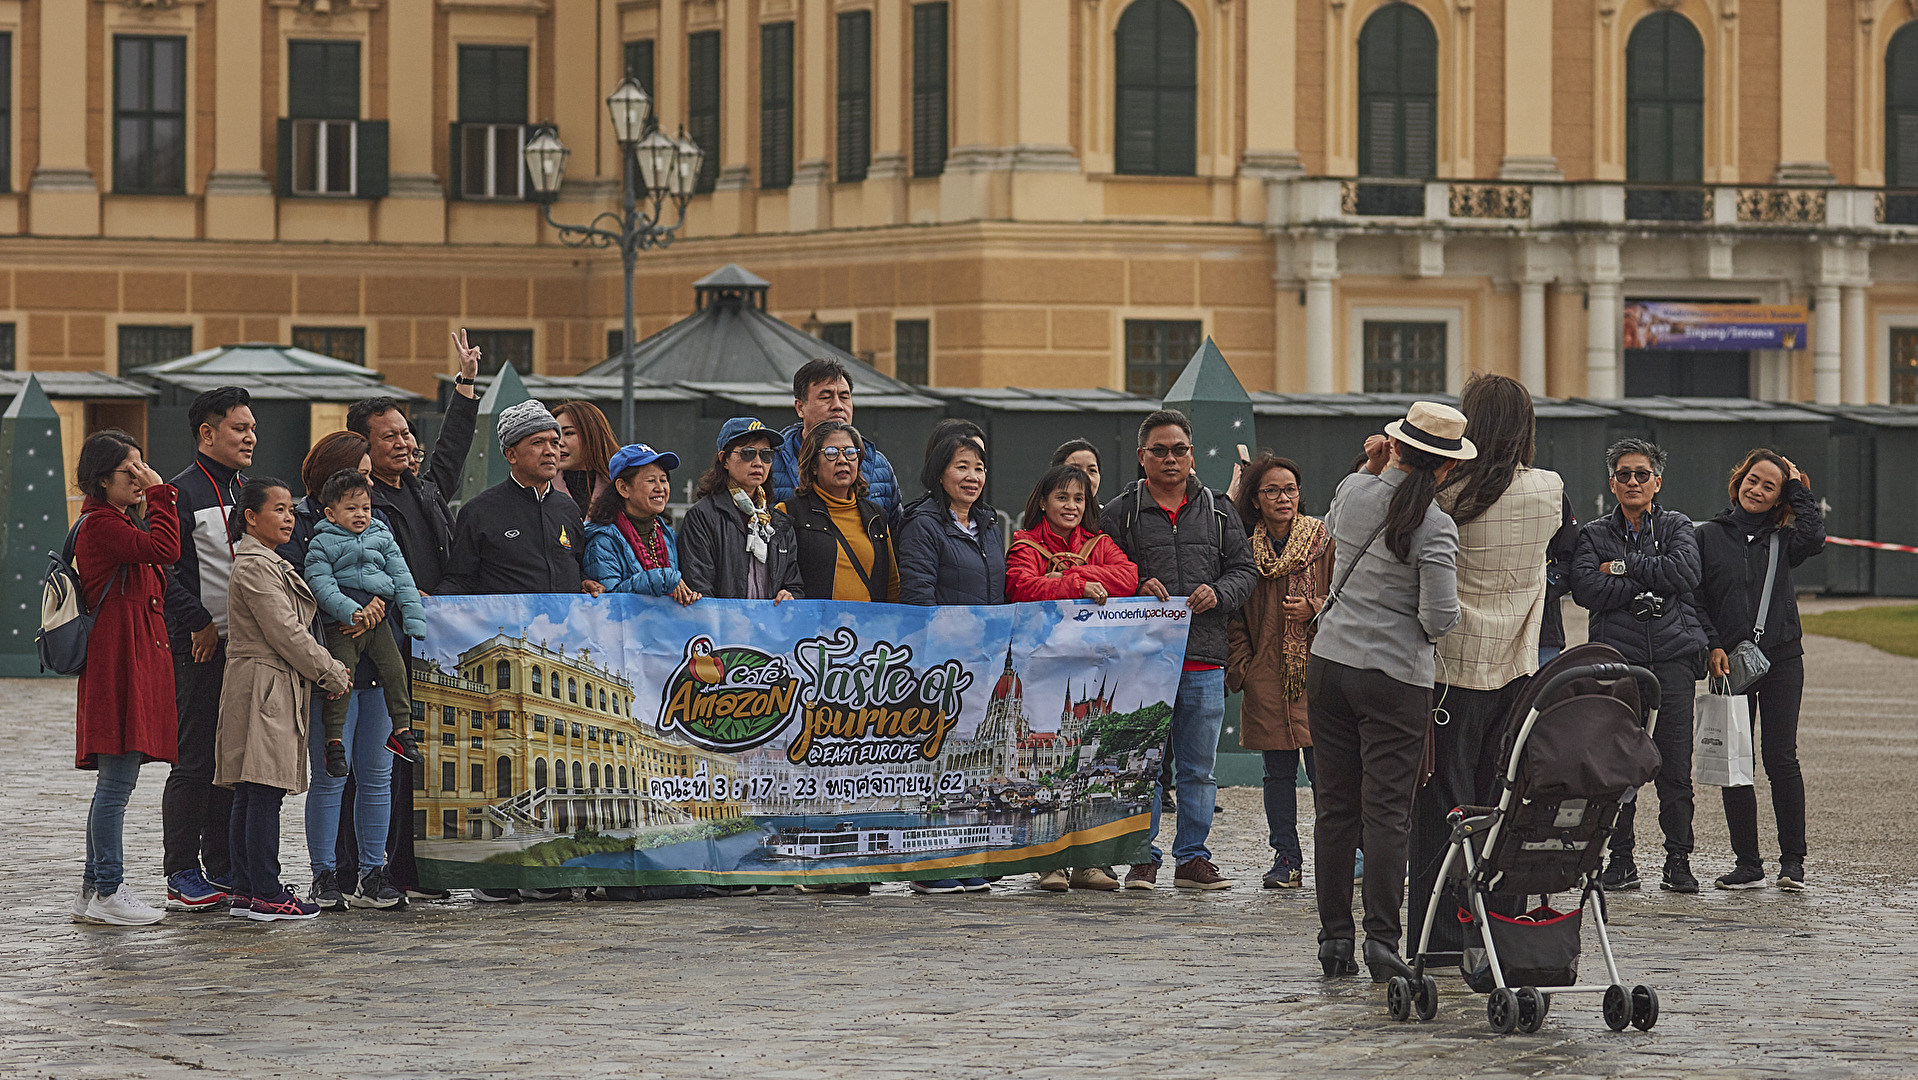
[1069,866,1121,891]
[1123,862,1160,890]
[1174,857,1234,890]
[1036,868,1070,892]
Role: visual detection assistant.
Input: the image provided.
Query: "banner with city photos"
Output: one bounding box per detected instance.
[410,593,1193,890]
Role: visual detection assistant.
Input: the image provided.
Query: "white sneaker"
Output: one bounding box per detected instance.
[85,889,166,926]
[71,887,103,924]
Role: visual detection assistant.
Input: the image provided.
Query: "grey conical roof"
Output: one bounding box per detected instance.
[584,265,914,393]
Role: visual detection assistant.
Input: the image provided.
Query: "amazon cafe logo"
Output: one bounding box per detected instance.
[656,636,803,753]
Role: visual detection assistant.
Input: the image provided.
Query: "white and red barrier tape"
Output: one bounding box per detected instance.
[1827,537,1918,554]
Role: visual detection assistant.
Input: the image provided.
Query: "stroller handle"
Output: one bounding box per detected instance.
[1532,662,1661,716]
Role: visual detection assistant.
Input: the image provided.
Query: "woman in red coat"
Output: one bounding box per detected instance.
[71,430,180,926]
[1006,462,1139,892]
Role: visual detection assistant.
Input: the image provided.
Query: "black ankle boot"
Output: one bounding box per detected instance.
[1318,938,1358,977]
[1363,939,1415,983]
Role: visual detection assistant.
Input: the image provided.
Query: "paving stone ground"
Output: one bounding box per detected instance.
[2,625,1914,1079]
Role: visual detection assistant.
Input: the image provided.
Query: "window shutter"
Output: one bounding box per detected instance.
[1626,13,1703,184]
[1357,5,1436,179]
[457,47,488,121]
[1155,87,1195,176]
[447,121,462,200]
[1360,99,1395,176]
[275,117,293,197]
[760,23,793,189]
[911,3,948,177]
[837,11,872,182]
[625,39,655,96]
[1669,104,1702,183]
[1113,0,1196,177]
[1402,99,1435,178]
[688,31,721,194]
[288,41,323,118]
[1895,111,1918,188]
[357,119,388,199]
[499,48,528,123]
[322,42,360,120]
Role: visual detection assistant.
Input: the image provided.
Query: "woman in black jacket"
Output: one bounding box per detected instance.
[676,417,803,602]
[1695,449,1825,893]
[896,434,1005,607]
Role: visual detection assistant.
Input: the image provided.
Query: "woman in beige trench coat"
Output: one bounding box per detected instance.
[215,480,351,921]
[1226,456,1335,890]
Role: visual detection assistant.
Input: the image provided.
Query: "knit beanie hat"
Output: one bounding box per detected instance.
[498,398,560,451]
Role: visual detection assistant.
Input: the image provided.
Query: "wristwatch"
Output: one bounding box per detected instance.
[455,373,477,386]
[1606,559,1628,576]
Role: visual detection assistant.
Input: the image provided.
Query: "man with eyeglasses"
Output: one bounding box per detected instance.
[770,358,902,524]
[1104,410,1257,890]
[1571,438,1710,895]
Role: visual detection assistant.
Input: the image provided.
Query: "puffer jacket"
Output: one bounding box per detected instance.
[303,517,428,638]
[771,421,902,523]
[1695,478,1826,661]
[676,493,805,599]
[582,517,683,597]
[1570,503,1709,665]
[896,498,1006,606]
[1102,477,1257,667]
[280,493,403,690]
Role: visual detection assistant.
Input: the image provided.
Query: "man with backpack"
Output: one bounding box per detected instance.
[160,386,255,909]
[1104,409,1257,890]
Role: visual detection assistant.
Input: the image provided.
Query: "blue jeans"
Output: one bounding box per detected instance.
[85,753,143,896]
[1146,667,1226,865]
[1262,746,1317,868]
[304,689,392,876]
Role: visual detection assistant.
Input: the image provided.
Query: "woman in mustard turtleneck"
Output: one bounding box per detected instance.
[777,420,900,603]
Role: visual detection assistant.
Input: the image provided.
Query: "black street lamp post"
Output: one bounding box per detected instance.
[523,77,704,442]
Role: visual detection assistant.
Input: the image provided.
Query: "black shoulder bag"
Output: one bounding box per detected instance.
[1725,533,1779,695]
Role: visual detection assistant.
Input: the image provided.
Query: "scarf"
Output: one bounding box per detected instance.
[1250,514,1329,701]
[729,484,774,563]
[1728,504,1772,541]
[616,512,670,571]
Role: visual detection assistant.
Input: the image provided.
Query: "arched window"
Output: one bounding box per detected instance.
[497,661,511,689]
[1626,12,1704,183]
[550,676,561,699]
[1357,3,1438,178]
[572,761,585,790]
[497,756,512,798]
[599,689,608,712]
[617,766,627,789]
[568,678,578,703]
[531,666,542,694]
[584,681,593,705]
[589,762,600,789]
[553,758,566,790]
[534,757,548,790]
[1889,24,1918,187]
[1114,0,1196,176]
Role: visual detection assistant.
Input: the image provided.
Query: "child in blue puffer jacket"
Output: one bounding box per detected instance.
[303,469,429,778]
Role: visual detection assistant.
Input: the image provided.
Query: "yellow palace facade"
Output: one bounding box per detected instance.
[6,1,1918,404]
[409,632,744,842]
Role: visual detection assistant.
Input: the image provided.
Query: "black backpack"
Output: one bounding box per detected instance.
[35,514,127,676]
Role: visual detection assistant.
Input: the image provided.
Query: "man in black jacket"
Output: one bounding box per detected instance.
[441,398,601,597]
[161,387,256,909]
[1103,410,1257,891]
[1571,438,1710,895]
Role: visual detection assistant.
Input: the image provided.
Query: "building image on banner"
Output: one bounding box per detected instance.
[407,594,1190,890]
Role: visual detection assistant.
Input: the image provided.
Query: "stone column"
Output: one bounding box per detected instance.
[1843,283,1870,405]
[1519,279,1549,396]
[1814,283,1843,405]
[1008,0,1080,221]
[1773,0,1833,185]
[789,0,832,231]
[1585,282,1620,399]
[864,0,910,225]
[1299,234,1339,393]
[1241,0,1300,181]
[205,0,274,240]
[379,0,446,242]
[1500,0,1560,180]
[28,0,98,236]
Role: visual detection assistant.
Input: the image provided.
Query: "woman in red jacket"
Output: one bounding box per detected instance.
[70,430,181,926]
[1006,462,1139,892]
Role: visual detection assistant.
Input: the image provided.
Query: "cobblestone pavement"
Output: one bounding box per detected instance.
[2,632,1915,1079]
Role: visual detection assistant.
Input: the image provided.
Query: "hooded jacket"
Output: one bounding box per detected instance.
[1570,502,1710,665]
[303,517,429,637]
[896,498,1006,606]
[1102,477,1257,667]
[1694,477,1826,661]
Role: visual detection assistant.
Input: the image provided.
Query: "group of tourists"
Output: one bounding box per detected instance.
[68,340,1824,986]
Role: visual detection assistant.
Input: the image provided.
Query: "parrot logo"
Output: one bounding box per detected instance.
[686,637,726,684]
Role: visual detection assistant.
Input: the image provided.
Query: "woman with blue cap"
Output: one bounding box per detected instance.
[676,418,804,602]
[582,443,695,603]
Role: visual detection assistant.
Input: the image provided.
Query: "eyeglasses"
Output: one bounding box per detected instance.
[1612,469,1655,484]
[1257,485,1301,500]
[1144,444,1194,459]
[818,446,862,462]
[731,447,778,464]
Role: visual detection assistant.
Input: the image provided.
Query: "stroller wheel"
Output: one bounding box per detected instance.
[1385,976,1412,1022]
[1487,987,1520,1034]
[1415,974,1439,1022]
[1630,985,1660,1030]
[1515,987,1546,1033]
[1602,984,1632,1031]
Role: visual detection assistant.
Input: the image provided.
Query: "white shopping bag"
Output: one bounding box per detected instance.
[1694,682,1755,788]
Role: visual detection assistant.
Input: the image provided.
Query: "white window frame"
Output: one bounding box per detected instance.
[291,118,358,196]
[462,122,525,200]
[1877,313,1918,405]
[1346,305,1463,394]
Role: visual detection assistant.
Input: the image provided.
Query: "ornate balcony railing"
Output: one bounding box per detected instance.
[1735,187,1826,224]
[1448,182,1531,219]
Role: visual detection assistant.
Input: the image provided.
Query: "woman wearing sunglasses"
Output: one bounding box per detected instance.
[676,417,804,604]
[777,420,899,602]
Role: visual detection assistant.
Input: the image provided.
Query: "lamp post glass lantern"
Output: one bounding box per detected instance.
[520,79,696,442]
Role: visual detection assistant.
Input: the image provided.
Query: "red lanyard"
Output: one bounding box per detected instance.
[196,460,237,557]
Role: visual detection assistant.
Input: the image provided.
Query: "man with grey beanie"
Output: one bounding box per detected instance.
[440,398,604,599]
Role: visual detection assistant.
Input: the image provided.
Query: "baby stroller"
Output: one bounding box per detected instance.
[1383,642,1665,1034]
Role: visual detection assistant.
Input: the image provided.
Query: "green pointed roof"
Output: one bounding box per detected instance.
[1162,336,1250,407]
[1,373,57,420]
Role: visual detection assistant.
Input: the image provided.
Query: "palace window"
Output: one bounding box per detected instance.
[283,40,386,198]
[1362,321,1447,394]
[819,322,853,354]
[1124,319,1201,399]
[470,737,482,750]
[530,666,542,694]
[599,689,608,711]
[497,661,512,689]
[1626,13,1704,184]
[572,761,584,790]
[0,325,13,372]
[761,22,794,189]
[837,10,872,182]
[117,326,193,375]
[912,3,949,177]
[1889,25,1918,189]
[497,757,512,798]
[442,705,457,726]
[115,36,187,194]
[1114,0,1196,176]
[471,763,484,792]
[1357,4,1438,179]
[497,710,512,730]
[442,810,458,838]
[533,714,547,733]
[568,678,578,703]
[471,712,484,729]
[688,31,721,194]
[618,766,628,788]
[588,726,599,742]
[291,327,365,366]
[572,723,583,739]
[895,320,930,385]
[454,45,530,201]
[0,35,11,192]
[589,763,600,789]
[458,329,533,377]
[534,758,548,790]
[441,732,456,746]
[441,762,455,792]
[1892,329,1918,405]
